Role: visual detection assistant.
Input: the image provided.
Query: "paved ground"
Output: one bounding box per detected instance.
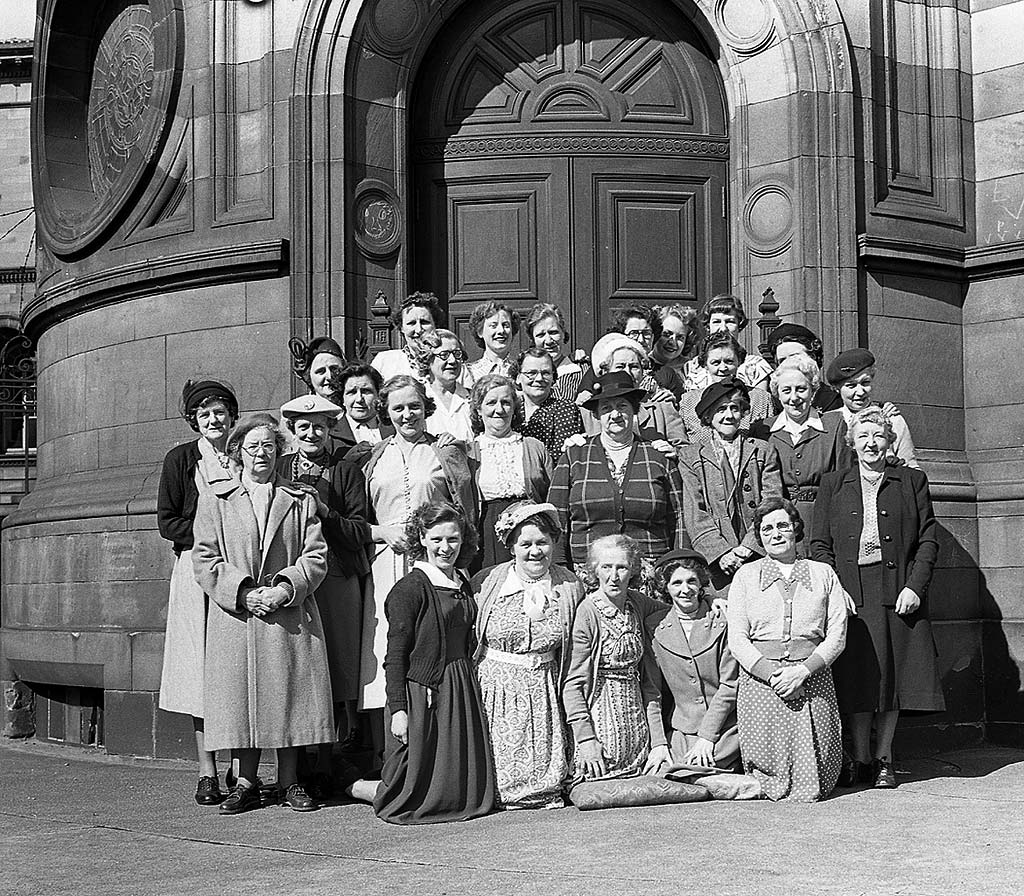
[1,739,1022,896]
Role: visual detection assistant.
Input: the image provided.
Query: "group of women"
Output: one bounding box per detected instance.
[156,291,945,821]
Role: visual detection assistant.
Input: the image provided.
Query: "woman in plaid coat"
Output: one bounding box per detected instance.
[548,372,688,571]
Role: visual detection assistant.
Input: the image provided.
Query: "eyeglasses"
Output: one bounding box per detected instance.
[625,328,654,341]
[242,442,277,456]
[521,369,554,381]
[432,349,465,362]
[759,522,794,536]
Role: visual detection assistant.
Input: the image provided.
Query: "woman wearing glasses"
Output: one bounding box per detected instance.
[514,348,584,461]
[192,413,332,814]
[726,496,848,801]
[418,329,474,443]
[609,303,686,400]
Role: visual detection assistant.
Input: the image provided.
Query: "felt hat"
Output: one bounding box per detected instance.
[580,371,647,412]
[694,378,749,422]
[493,500,561,548]
[825,348,876,386]
[654,548,709,569]
[765,323,818,355]
[181,380,237,418]
[280,394,343,420]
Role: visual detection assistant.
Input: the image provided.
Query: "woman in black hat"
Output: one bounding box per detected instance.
[678,379,783,593]
[547,371,688,571]
[157,379,240,806]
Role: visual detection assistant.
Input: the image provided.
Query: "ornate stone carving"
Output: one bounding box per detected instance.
[353,181,402,257]
[743,183,793,254]
[713,0,776,57]
[414,134,729,160]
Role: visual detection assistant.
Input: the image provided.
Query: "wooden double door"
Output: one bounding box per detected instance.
[412,0,730,352]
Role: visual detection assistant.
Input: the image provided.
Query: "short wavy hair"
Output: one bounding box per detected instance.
[377,374,436,421]
[414,328,466,379]
[509,347,558,382]
[651,556,711,601]
[403,500,479,567]
[609,303,663,343]
[525,302,570,344]
[698,331,747,366]
[596,342,648,377]
[579,534,643,592]
[390,291,446,330]
[699,294,749,332]
[468,301,522,348]
[225,413,286,464]
[656,304,700,353]
[769,353,822,398]
[337,362,383,395]
[845,406,896,448]
[753,496,805,546]
[469,373,523,434]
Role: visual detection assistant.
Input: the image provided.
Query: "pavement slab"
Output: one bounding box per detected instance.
[1,741,1022,896]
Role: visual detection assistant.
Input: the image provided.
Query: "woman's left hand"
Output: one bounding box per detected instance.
[770,665,809,701]
[895,587,921,615]
[434,432,457,449]
[643,744,672,776]
[649,438,676,457]
[709,597,728,617]
[648,387,676,404]
[683,738,716,769]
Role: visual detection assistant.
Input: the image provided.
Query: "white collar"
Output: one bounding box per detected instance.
[771,409,825,435]
[499,566,551,596]
[413,560,464,589]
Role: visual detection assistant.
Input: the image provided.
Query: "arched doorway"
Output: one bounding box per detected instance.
[410,0,729,351]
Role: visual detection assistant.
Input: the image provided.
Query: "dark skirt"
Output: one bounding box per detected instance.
[736,665,842,802]
[314,571,364,705]
[373,659,498,824]
[473,497,517,573]
[832,563,946,714]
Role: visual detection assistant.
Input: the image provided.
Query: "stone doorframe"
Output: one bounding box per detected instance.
[290,0,857,358]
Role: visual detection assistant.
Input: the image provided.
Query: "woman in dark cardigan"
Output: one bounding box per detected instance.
[346,501,497,823]
[811,407,944,789]
[156,379,239,805]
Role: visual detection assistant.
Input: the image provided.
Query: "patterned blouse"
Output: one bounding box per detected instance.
[522,397,585,462]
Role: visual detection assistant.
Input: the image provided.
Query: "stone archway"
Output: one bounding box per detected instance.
[290,0,857,359]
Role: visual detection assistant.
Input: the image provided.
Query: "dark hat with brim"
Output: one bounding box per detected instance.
[182,379,238,417]
[580,371,647,412]
[766,323,818,354]
[655,548,709,569]
[826,348,876,386]
[694,378,749,423]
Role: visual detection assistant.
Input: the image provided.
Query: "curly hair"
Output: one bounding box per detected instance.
[579,534,643,592]
[656,304,700,353]
[699,294,749,332]
[698,331,747,367]
[377,374,436,422]
[609,303,663,343]
[225,413,285,464]
[753,496,805,546]
[403,500,479,567]
[337,362,383,395]
[469,373,524,434]
[526,302,570,343]
[390,291,447,331]
[468,301,522,348]
[414,329,466,379]
[651,556,711,601]
[696,386,752,427]
[845,406,896,448]
[509,347,558,382]
[769,353,821,398]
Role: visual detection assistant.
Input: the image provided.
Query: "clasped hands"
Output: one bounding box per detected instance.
[769,664,810,701]
[242,584,290,617]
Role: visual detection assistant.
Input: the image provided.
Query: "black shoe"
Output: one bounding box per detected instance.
[307,771,334,801]
[219,781,262,815]
[195,775,225,805]
[838,755,858,787]
[225,769,237,791]
[281,783,318,812]
[872,758,898,789]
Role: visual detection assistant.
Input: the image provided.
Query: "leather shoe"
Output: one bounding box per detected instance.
[837,755,858,787]
[282,783,318,812]
[872,758,898,789]
[225,769,237,791]
[195,775,225,806]
[219,781,262,815]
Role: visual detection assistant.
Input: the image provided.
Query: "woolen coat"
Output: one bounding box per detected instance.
[647,602,740,766]
[192,476,333,751]
[157,440,204,553]
[809,463,938,609]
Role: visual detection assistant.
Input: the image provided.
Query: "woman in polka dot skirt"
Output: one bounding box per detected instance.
[726,497,850,801]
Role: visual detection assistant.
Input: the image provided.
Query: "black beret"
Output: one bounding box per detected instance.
[694,378,749,422]
[655,548,709,569]
[825,348,876,386]
[766,323,818,353]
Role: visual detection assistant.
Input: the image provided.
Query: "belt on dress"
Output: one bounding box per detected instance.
[789,487,819,503]
[479,645,556,669]
[751,637,819,661]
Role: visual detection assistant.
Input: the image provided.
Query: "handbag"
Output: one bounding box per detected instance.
[568,774,709,810]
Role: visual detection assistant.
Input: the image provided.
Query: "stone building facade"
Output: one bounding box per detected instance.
[3,0,1024,757]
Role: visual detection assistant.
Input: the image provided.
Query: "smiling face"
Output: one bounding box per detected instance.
[774,341,809,365]
[657,314,688,361]
[530,315,566,362]
[401,305,436,348]
[708,311,739,335]
[386,385,426,440]
[429,336,464,388]
[776,368,813,422]
[623,315,654,351]
[517,353,555,403]
[240,425,278,480]
[342,374,379,424]
[596,395,636,439]
[292,414,332,457]
[852,419,889,468]
[758,508,798,561]
[480,384,516,437]
[606,347,645,384]
[196,400,233,445]
[511,522,554,580]
[309,351,345,400]
[594,544,634,601]
[839,370,874,413]
[710,396,743,441]
[421,520,462,574]
[705,345,740,382]
[666,565,703,616]
[481,310,514,358]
